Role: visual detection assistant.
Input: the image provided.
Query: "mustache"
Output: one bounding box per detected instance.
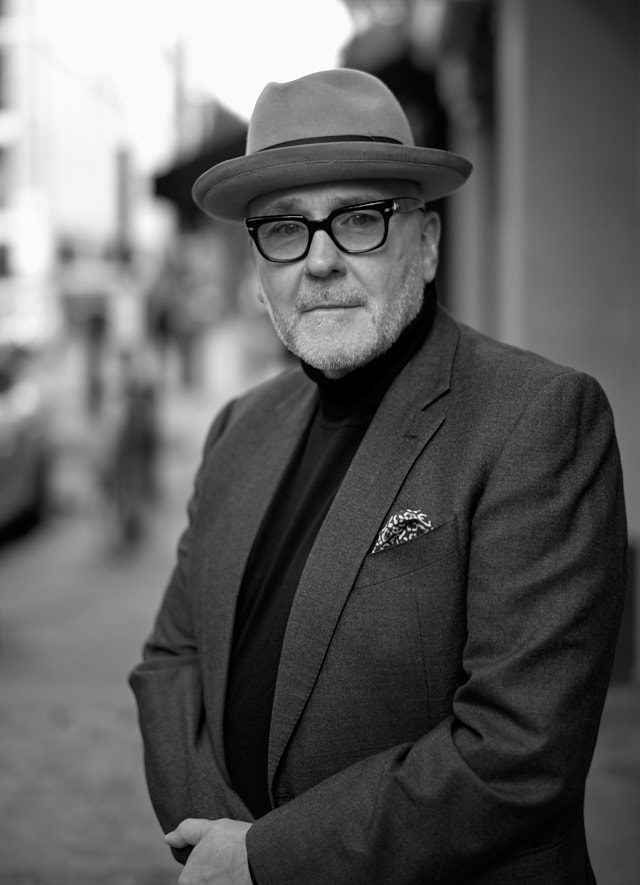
[296,286,366,311]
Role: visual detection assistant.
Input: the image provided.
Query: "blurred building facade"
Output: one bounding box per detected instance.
[0,0,177,348]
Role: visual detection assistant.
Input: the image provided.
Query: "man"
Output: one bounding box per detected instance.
[129,69,627,884]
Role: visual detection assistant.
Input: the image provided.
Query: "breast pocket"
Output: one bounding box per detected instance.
[354,515,459,590]
[318,515,463,742]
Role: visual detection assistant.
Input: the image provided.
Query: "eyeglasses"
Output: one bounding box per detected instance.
[244,198,424,263]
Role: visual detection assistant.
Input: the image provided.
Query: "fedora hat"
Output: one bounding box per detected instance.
[192,68,472,222]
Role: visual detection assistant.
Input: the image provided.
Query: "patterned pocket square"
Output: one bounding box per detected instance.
[371,509,433,555]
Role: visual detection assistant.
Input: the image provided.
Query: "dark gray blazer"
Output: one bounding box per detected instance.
[129,306,627,884]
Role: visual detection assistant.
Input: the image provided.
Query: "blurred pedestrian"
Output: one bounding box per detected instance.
[129,69,627,884]
[83,296,109,415]
[144,244,206,391]
[99,347,160,552]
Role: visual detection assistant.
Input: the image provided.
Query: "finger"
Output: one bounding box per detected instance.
[164,818,214,848]
[164,829,189,849]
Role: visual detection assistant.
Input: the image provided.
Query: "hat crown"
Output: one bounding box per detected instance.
[246,68,415,155]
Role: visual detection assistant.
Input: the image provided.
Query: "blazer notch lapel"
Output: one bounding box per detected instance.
[267,405,448,788]
[267,308,460,788]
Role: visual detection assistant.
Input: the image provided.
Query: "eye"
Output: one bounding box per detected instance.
[261,219,306,239]
[337,209,380,229]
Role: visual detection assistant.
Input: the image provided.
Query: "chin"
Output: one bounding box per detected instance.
[295,334,385,375]
[279,307,406,373]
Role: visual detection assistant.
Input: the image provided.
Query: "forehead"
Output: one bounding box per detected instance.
[248,179,420,216]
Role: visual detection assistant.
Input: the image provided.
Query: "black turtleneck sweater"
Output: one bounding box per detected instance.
[224,287,437,819]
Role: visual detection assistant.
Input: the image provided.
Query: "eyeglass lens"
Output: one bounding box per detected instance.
[257,205,388,261]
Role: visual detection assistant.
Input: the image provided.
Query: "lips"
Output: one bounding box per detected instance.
[297,287,366,313]
[302,303,359,311]
[298,295,365,312]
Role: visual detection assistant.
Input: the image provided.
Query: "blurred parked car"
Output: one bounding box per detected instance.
[0,346,52,532]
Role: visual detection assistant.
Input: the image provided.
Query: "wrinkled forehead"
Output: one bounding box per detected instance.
[247,178,423,217]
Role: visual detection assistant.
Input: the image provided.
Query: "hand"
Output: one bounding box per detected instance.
[165,818,253,885]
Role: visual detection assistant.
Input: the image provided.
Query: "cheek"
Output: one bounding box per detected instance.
[257,267,296,314]
[360,245,424,307]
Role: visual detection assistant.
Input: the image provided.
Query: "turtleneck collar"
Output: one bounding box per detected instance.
[301,282,437,422]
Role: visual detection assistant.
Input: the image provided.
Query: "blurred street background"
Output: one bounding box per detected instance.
[0,320,287,884]
[0,1,639,882]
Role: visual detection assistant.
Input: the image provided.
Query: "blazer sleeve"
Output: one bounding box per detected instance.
[128,400,254,864]
[246,370,628,884]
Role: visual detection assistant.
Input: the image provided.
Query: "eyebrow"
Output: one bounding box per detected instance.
[259,194,388,216]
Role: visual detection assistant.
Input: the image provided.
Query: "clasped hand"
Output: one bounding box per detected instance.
[165,817,253,885]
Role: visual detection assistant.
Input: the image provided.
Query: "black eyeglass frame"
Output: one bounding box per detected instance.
[244,198,424,263]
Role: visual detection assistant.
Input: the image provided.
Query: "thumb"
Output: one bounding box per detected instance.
[165,818,213,849]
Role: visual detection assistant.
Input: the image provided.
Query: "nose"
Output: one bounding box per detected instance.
[304,229,346,278]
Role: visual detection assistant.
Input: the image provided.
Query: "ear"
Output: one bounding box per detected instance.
[419,210,441,283]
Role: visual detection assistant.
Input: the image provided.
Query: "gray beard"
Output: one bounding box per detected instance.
[264,255,425,375]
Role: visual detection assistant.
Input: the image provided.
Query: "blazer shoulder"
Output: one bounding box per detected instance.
[198,365,314,467]
[444,319,617,442]
[208,365,313,438]
[455,320,603,396]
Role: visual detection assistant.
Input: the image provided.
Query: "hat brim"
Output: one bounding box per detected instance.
[192,142,472,222]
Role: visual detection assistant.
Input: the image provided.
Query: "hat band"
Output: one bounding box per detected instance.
[257,134,404,152]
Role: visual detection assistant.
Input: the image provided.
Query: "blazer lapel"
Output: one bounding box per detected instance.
[199,378,318,775]
[268,307,460,789]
